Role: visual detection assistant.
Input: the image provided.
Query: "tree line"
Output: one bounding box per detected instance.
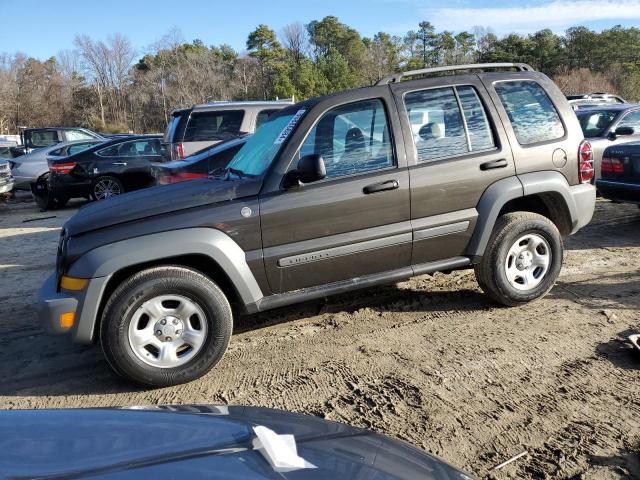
[1,18,639,134]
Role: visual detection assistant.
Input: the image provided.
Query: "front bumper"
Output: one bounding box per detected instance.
[568,183,596,233]
[38,273,110,343]
[596,179,640,205]
[0,178,14,194]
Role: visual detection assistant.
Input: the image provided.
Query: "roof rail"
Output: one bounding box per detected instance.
[376,63,535,85]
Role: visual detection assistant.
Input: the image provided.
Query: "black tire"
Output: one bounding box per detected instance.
[100,266,233,387]
[474,212,563,307]
[31,176,69,210]
[91,175,124,201]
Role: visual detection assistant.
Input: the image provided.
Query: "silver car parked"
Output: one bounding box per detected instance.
[575,103,640,181]
[10,139,105,190]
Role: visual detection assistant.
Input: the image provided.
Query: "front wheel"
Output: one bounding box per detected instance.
[91,175,124,201]
[100,266,233,387]
[475,212,563,306]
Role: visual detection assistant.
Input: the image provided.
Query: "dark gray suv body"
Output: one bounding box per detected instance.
[39,64,596,387]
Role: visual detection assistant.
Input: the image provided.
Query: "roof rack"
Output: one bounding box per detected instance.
[376,63,535,85]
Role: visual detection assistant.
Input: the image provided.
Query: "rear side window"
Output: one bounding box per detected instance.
[208,143,244,174]
[183,111,245,142]
[457,86,495,151]
[28,130,59,148]
[68,142,96,155]
[298,99,394,179]
[404,88,469,163]
[494,80,564,145]
[255,109,278,130]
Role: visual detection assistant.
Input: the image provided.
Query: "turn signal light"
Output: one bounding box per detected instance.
[59,312,75,329]
[60,275,88,291]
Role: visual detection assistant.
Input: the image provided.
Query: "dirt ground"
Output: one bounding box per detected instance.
[0,194,639,479]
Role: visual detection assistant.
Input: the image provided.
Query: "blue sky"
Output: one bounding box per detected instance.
[2,0,640,60]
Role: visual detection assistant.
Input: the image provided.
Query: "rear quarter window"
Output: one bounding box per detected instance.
[494,80,565,145]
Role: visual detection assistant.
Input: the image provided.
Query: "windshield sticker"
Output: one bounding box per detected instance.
[274,109,306,145]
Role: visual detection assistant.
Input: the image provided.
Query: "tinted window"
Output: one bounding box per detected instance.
[576,110,619,138]
[457,86,495,151]
[618,110,640,132]
[0,147,11,159]
[97,144,120,157]
[494,81,564,145]
[404,87,468,163]
[255,109,278,130]
[68,142,96,155]
[299,99,394,179]
[183,111,245,142]
[29,130,59,148]
[118,139,161,156]
[65,130,94,141]
[49,147,65,156]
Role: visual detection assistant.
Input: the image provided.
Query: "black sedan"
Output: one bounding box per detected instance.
[0,405,475,479]
[597,142,640,206]
[46,135,163,205]
[153,135,248,185]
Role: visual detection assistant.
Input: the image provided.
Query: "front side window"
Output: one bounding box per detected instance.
[183,110,245,142]
[618,110,640,132]
[576,110,619,138]
[494,80,564,145]
[298,99,394,179]
[404,87,469,163]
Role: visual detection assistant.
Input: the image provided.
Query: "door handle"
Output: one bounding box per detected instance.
[480,159,508,171]
[112,162,127,166]
[363,179,399,194]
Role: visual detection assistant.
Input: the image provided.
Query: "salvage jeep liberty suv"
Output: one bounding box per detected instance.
[39,63,596,387]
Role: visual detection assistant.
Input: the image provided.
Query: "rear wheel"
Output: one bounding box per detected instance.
[475,212,563,306]
[91,175,124,201]
[31,175,69,210]
[100,266,232,387]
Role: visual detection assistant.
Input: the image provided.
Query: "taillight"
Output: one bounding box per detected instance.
[158,172,207,185]
[50,162,77,174]
[578,140,594,184]
[172,143,185,160]
[601,156,623,174]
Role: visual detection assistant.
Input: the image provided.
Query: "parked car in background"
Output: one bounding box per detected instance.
[40,135,162,208]
[20,127,103,154]
[567,93,626,106]
[0,405,475,479]
[0,159,14,194]
[597,142,640,207]
[574,103,640,181]
[163,100,293,161]
[153,136,248,185]
[0,141,18,159]
[39,63,596,387]
[11,139,105,191]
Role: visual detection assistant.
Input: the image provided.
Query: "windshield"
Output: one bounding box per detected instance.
[576,110,620,138]
[226,109,306,177]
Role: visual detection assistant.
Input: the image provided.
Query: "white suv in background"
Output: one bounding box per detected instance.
[162,100,293,161]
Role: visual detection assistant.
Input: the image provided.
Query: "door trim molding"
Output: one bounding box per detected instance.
[277,232,412,267]
[414,221,470,241]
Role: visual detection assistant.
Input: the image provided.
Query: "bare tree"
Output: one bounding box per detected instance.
[281,22,308,64]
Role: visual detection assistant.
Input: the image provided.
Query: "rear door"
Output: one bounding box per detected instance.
[390,75,515,265]
[259,90,412,294]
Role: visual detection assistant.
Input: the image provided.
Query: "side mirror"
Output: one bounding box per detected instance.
[609,126,634,140]
[615,126,634,136]
[283,154,326,188]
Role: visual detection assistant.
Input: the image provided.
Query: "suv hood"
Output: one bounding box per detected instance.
[64,177,262,236]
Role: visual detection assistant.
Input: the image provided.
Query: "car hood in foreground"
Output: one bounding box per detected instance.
[64,176,262,236]
[0,405,474,480]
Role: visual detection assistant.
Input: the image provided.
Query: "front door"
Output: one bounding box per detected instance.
[390,76,516,265]
[259,96,412,294]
